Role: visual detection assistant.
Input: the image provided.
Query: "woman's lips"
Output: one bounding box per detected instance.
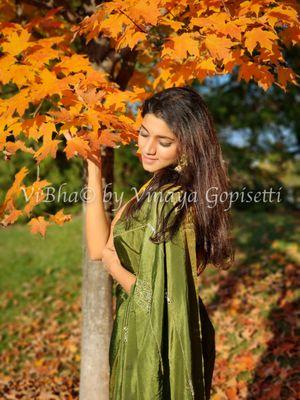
[142,154,158,163]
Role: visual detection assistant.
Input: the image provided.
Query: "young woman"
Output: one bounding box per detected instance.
[86,86,235,400]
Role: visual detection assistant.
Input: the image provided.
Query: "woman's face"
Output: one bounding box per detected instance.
[137,113,180,173]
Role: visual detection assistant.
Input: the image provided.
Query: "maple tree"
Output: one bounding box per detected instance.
[0,0,299,237]
[74,0,300,91]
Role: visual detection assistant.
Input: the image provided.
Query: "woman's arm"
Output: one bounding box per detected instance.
[86,158,111,261]
[107,259,137,295]
[101,211,137,295]
[86,158,136,294]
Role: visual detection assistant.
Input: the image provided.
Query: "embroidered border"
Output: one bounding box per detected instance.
[133,278,152,313]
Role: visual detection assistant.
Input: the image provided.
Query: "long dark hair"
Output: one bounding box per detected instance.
[123,86,235,274]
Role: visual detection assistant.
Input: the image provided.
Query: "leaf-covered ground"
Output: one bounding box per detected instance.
[0,209,298,399]
[204,209,299,400]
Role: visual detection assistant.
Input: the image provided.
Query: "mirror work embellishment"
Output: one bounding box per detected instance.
[123,326,128,343]
[165,289,172,304]
[133,278,152,312]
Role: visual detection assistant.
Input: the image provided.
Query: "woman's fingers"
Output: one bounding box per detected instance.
[63,132,78,156]
[3,149,12,161]
[64,131,103,169]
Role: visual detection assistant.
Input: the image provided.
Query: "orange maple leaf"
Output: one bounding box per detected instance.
[244,28,277,54]
[28,216,50,237]
[1,27,32,56]
[49,209,72,225]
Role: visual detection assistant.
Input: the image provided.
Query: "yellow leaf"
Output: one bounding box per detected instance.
[49,209,72,225]
[28,216,50,237]
[164,33,200,60]
[1,28,32,56]
[244,28,277,54]
[160,16,184,31]
[205,34,233,60]
[99,13,129,39]
[64,136,90,159]
[129,0,162,26]
[116,28,147,51]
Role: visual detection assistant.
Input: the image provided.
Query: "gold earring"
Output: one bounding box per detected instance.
[174,154,188,172]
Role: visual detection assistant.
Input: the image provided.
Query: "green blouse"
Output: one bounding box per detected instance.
[109,181,215,399]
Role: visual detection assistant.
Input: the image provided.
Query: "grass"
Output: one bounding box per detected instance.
[0,212,83,328]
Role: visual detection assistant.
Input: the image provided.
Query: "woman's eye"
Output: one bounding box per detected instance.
[138,129,171,147]
[138,129,147,137]
[160,142,171,147]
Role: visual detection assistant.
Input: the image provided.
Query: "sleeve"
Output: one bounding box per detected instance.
[117,190,210,400]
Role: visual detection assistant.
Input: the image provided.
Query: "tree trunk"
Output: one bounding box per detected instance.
[80,147,114,400]
[80,212,113,399]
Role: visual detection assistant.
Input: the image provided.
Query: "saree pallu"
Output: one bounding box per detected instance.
[109,183,215,400]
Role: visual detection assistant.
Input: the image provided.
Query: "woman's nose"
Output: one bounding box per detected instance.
[144,138,157,154]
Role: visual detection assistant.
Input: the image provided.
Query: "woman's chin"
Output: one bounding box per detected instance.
[142,162,171,173]
[143,165,156,172]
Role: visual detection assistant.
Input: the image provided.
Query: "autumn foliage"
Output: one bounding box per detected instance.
[0,0,299,236]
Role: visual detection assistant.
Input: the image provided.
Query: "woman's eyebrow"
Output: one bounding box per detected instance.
[140,124,175,141]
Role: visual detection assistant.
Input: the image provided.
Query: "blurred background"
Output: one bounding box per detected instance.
[0,1,299,399]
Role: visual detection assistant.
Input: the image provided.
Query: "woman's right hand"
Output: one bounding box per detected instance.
[63,131,102,170]
[87,153,102,171]
[3,149,12,161]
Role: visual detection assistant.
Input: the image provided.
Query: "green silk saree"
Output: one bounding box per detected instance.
[109,182,215,399]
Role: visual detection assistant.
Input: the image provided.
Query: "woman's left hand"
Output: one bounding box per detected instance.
[101,244,121,274]
[101,221,121,274]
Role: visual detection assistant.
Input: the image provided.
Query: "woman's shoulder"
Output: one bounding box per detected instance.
[136,181,195,226]
[144,184,194,229]
[150,182,183,201]
[140,183,182,215]
[159,185,196,232]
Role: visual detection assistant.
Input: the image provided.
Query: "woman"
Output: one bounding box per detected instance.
[86,86,235,399]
